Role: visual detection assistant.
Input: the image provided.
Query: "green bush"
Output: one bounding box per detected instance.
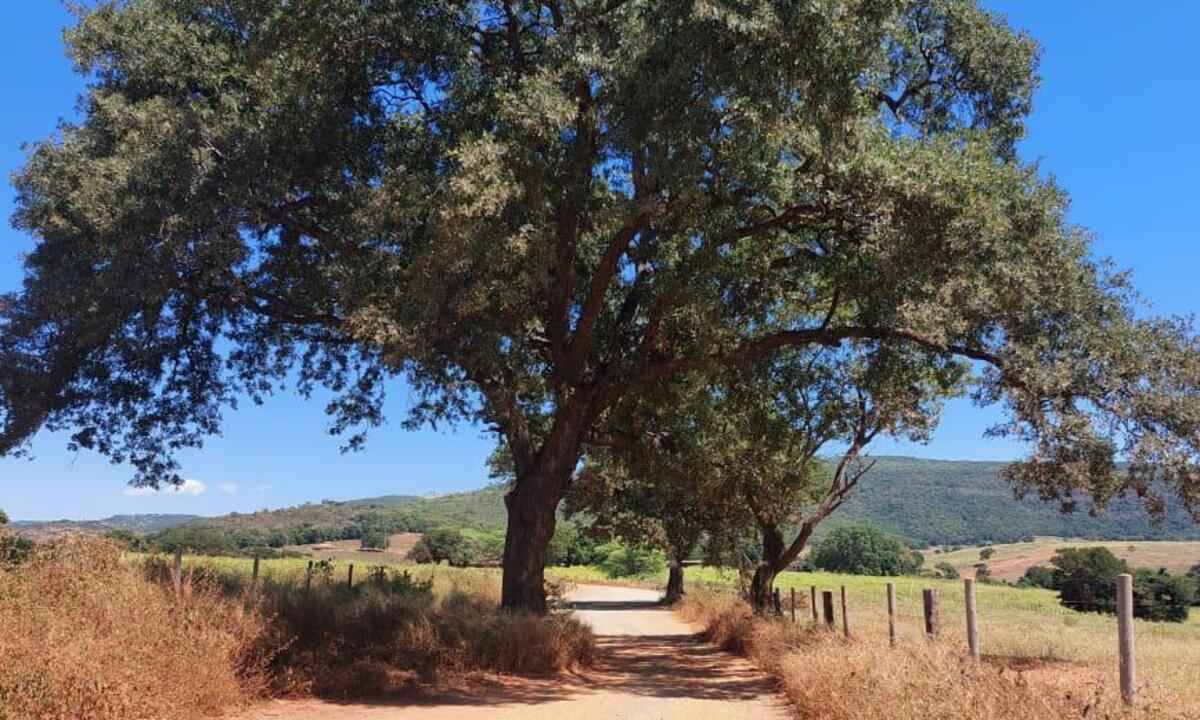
[407,528,481,567]
[1132,569,1194,623]
[598,543,666,578]
[810,525,924,576]
[360,528,390,550]
[1017,565,1059,590]
[979,547,996,560]
[933,561,959,579]
[1052,547,1129,614]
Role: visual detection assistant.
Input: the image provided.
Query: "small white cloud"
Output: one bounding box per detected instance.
[219,482,239,495]
[123,478,207,497]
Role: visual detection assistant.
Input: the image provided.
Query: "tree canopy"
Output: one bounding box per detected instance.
[3,0,1199,610]
[810,524,924,576]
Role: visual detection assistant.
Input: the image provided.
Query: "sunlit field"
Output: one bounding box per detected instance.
[553,563,1200,714]
[929,538,1200,581]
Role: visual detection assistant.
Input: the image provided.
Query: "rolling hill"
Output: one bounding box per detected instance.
[831,456,1200,546]
[12,513,202,541]
[12,456,1200,547]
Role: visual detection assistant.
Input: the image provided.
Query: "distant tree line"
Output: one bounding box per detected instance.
[1018,547,1196,622]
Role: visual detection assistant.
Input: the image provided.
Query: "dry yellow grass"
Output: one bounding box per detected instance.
[0,535,270,720]
[679,587,1199,720]
[0,538,595,718]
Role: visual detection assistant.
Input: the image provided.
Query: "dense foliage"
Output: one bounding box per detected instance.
[596,543,667,579]
[1131,569,1195,623]
[1044,547,1193,622]
[4,0,1200,611]
[810,525,924,576]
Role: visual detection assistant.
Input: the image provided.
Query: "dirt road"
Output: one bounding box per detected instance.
[237,585,791,720]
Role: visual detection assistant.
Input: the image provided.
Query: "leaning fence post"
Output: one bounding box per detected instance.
[886,582,897,646]
[305,560,313,591]
[791,587,797,623]
[822,590,835,629]
[840,586,850,638]
[922,588,940,639]
[810,586,819,623]
[348,563,355,589]
[251,555,260,599]
[1117,573,1136,706]
[172,548,183,599]
[964,578,980,659]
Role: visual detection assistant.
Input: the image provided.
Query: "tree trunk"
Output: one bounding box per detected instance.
[500,470,564,613]
[665,558,685,604]
[750,564,778,612]
[750,523,786,613]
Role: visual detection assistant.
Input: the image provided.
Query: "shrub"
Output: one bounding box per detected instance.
[598,543,666,578]
[256,565,592,695]
[934,561,959,579]
[408,527,481,567]
[810,525,924,576]
[973,562,992,582]
[1052,547,1129,614]
[361,528,390,550]
[979,547,996,560]
[1132,569,1194,623]
[1018,565,1059,590]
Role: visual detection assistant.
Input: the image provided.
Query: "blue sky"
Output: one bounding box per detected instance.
[1,2,1197,521]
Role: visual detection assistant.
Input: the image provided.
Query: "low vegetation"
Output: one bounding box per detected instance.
[0,537,594,719]
[0,536,270,720]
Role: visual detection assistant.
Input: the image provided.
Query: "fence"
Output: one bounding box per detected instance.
[772,572,1142,706]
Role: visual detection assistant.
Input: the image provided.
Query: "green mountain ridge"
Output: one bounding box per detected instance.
[13,457,1200,546]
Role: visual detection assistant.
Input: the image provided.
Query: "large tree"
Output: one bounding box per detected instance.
[3,0,1200,611]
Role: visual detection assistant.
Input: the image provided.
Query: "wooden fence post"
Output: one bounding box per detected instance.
[172,548,183,599]
[922,588,939,639]
[348,563,355,589]
[791,587,797,623]
[886,582,897,647]
[810,586,819,623]
[305,560,313,591]
[964,578,980,660]
[840,586,850,638]
[773,588,782,615]
[251,555,260,599]
[960,576,979,662]
[1117,573,1136,706]
[822,590,835,629]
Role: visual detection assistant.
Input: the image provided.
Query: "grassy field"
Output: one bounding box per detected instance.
[552,562,1200,714]
[929,538,1200,581]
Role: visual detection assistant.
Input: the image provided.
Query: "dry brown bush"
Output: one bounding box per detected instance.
[679,588,1191,720]
[258,571,594,697]
[0,535,270,720]
[0,537,596,717]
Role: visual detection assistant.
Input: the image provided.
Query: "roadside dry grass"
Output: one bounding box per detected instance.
[1,538,594,719]
[679,586,1198,720]
[0,535,270,720]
